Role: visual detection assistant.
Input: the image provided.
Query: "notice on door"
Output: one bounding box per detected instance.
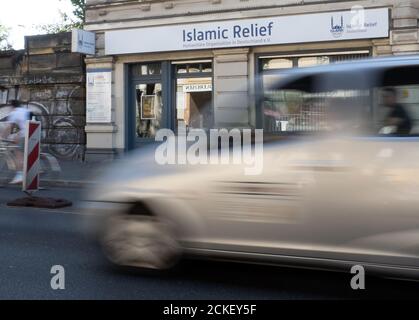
[141,95,156,120]
[86,70,112,123]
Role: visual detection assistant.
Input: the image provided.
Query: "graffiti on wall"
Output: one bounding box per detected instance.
[0,85,86,160]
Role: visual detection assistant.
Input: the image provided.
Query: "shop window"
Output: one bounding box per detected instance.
[263,88,372,134]
[141,65,148,75]
[132,63,162,77]
[148,64,161,75]
[261,52,369,72]
[188,65,201,73]
[174,61,213,130]
[330,53,372,63]
[176,77,213,130]
[176,62,213,75]
[176,64,188,74]
[263,88,326,133]
[298,56,330,68]
[130,61,214,145]
[262,72,371,134]
[201,62,213,73]
[263,58,293,70]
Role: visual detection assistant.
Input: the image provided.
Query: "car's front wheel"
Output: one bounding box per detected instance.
[100,213,181,271]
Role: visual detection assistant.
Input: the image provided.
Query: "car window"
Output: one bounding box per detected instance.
[262,87,326,133]
[263,64,419,137]
[263,72,371,135]
[373,66,419,137]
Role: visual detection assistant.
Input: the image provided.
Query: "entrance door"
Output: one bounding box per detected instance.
[134,81,163,139]
[129,63,169,149]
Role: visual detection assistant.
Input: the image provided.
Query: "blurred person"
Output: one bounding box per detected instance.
[5,100,32,184]
[381,88,412,135]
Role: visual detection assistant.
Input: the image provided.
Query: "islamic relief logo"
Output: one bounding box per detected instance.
[330,15,344,38]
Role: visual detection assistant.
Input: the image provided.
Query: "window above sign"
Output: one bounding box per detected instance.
[131,63,162,77]
[261,51,370,72]
[175,62,213,75]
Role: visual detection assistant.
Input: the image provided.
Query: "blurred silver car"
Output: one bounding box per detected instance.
[83,55,419,280]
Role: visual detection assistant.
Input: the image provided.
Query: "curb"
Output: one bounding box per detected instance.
[40,179,98,189]
[1,179,96,189]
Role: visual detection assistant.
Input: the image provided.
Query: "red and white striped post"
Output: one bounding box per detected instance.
[22,120,42,193]
[7,119,71,208]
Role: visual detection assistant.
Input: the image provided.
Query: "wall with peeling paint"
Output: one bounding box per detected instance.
[0,32,86,160]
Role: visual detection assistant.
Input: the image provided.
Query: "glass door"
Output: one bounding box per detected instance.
[134,82,163,139]
[129,62,169,149]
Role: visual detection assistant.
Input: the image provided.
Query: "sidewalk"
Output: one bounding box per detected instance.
[1,159,112,189]
[39,159,113,188]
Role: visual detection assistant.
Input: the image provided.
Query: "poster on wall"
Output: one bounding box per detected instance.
[141,95,156,120]
[86,70,112,123]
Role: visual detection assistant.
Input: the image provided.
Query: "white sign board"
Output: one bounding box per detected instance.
[72,29,96,55]
[106,8,389,55]
[183,84,213,92]
[86,70,112,123]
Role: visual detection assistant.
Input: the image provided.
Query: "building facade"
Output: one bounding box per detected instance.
[84,0,419,160]
[0,33,86,160]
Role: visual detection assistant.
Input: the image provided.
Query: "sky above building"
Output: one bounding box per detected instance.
[0,0,75,50]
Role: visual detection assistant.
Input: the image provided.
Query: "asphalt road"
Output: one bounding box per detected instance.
[0,186,419,300]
